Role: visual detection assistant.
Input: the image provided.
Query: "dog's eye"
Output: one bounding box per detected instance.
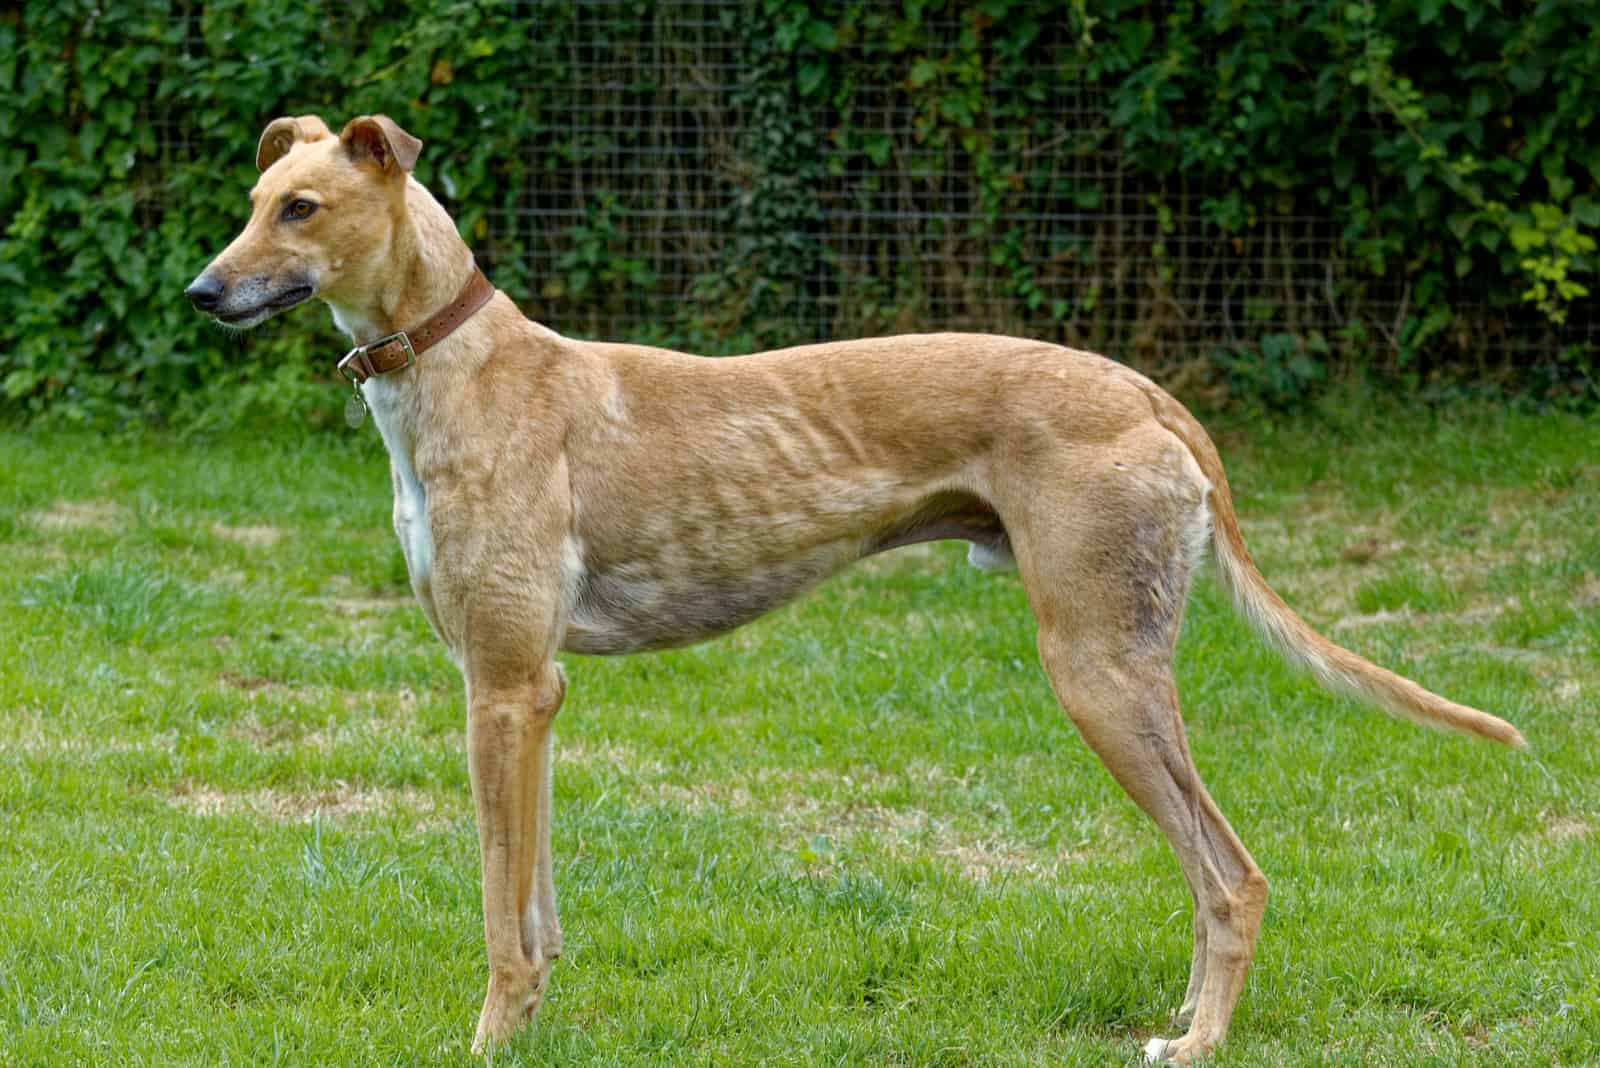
[282,199,318,221]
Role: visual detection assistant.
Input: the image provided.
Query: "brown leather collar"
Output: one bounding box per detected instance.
[337,268,496,386]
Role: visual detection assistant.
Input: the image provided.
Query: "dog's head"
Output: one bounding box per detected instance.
[185,114,422,328]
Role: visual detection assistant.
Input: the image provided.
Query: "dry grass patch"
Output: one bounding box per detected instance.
[228,715,303,749]
[6,543,70,567]
[168,778,456,829]
[642,760,1113,884]
[1337,537,1406,565]
[220,671,283,693]
[0,734,166,757]
[792,799,1103,884]
[1521,811,1596,871]
[26,498,124,531]
[325,595,413,615]
[1539,814,1593,846]
[1242,481,1575,620]
[559,736,669,777]
[1332,596,1518,633]
[225,687,439,754]
[338,685,421,717]
[854,543,948,577]
[858,609,983,638]
[210,522,285,547]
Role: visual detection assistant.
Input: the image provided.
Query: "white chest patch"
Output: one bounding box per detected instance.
[363,377,434,589]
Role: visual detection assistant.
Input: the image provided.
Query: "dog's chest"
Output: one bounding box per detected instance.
[364,380,435,591]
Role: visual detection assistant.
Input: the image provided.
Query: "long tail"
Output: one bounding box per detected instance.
[1149,392,1526,750]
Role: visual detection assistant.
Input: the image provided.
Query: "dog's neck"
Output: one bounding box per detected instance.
[324,179,477,346]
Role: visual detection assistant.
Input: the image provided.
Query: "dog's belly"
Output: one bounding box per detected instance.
[561,541,857,655]
[559,494,1011,656]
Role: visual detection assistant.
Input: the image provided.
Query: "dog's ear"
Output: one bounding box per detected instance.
[255,115,332,172]
[339,115,423,176]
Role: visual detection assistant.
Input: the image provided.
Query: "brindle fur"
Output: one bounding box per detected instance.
[187,114,1526,1064]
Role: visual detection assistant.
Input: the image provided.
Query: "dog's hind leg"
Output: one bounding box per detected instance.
[1038,647,1266,1064]
[1177,884,1207,1027]
[1006,446,1267,1064]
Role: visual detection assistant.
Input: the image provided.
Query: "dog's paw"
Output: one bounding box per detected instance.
[471,966,544,1054]
[1143,1034,1216,1065]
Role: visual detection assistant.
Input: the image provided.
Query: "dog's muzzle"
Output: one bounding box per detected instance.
[185,272,314,326]
[184,273,225,312]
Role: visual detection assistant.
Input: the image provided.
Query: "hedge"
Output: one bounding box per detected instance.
[1,0,1595,426]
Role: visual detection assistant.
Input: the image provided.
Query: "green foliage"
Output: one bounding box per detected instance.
[1,0,1596,426]
[0,0,556,426]
[542,194,659,339]
[678,1,831,352]
[754,0,1598,395]
[1340,1,1598,329]
[1214,332,1329,411]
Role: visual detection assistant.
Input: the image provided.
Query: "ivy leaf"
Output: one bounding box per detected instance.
[1509,224,1545,253]
[1507,58,1546,93]
[802,19,838,51]
[797,60,827,97]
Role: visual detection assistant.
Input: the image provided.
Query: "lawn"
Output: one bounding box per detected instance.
[1,400,1597,1066]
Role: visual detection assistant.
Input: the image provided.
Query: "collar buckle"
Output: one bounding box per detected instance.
[338,331,416,385]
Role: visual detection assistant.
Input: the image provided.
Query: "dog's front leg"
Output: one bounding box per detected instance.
[467,662,566,1054]
[525,691,563,965]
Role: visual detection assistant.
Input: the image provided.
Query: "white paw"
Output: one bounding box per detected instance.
[1143,1037,1171,1064]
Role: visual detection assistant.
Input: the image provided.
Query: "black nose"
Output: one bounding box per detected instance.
[185,274,225,311]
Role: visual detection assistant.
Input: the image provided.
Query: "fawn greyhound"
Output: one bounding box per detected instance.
[185,114,1525,1063]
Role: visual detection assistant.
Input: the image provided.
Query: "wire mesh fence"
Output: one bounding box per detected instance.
[11,0,1593,425]
[115,0,1598,385]
[472,0,1593,378]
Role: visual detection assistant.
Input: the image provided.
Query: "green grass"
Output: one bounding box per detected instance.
[1,400,1597,1066]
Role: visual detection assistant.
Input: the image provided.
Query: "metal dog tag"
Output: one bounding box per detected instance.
[344,390,368,429]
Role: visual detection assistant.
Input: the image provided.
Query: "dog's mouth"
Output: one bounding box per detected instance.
[215,285,315,326]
